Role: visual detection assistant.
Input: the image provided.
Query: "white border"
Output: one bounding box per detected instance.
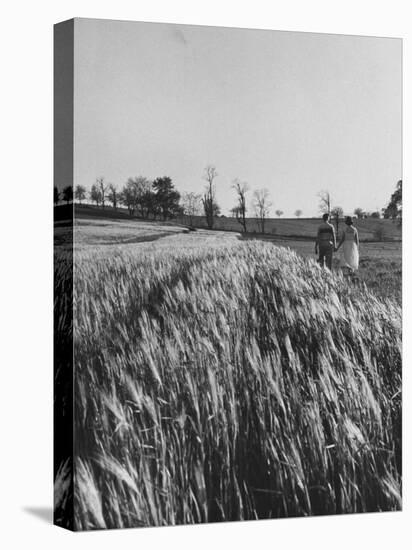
[1,1,409,548]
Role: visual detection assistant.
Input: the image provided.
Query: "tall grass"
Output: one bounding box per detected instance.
[70,241,401,529]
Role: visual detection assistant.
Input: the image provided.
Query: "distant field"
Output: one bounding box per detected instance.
[186,215,402,242]
[73,218,240,258]
[74,218,188,248]
[74,204,402,242]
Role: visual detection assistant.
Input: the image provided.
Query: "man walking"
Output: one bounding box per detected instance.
[315,213,336,269]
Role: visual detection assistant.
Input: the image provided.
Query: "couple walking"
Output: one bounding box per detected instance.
[315,213,359,271]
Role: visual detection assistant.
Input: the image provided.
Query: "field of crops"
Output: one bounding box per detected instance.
[56,219,402,529]
[239,235,402,305]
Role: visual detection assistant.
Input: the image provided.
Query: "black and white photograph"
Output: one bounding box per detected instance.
[52,17,403,531]
[3,0,412,547]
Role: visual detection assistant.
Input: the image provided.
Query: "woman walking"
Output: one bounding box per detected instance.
[336,216,359,272]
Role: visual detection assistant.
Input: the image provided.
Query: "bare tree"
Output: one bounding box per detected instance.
[331,206,344,235]
[318,190,331,215]
[182,191,202,227]
[232,179,249,233]
[354,207,364,219]
[295,209,303,219]
[133,176,152,217]
[107,184,118,209]
[74,185,86,204]
[90,184,102,206]
[253,188,272,233]
[119,181,135,215]
[96,177,108,208]
[275,209,283,218]
[202,165,219,229]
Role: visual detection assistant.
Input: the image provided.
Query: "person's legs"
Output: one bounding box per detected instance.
[319,245,333,269]
[325,247,333,270]
[318,249,325,267]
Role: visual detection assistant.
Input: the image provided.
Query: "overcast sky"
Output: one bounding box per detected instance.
[74,18,401,217]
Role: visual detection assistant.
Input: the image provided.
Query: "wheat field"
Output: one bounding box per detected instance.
[55,223,402,529]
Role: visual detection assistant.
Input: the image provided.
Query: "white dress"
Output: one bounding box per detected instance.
[340,226,359,270]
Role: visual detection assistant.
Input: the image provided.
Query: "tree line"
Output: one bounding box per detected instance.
[54,171,402,234]
[55,176,183,221]
[53,165,277,233]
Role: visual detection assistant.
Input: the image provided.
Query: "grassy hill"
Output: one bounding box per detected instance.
[54,216,402,528]
[65,237,401,529]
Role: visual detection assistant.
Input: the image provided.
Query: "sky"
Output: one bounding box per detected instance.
[73,18,401,217]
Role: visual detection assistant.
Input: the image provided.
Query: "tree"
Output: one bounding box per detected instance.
[181,191,202,227]
[95,177,108,208]
[74,185,86,204]
[119,177,152,217]
[383,180,402,224]
[62,185,73,205]
[90,184,102,206]
[153,176,181,220]
[295,209,303,218]
[107,184,118,209]
[275,210,283,218]
[202,165,219,229]
[211,202,221,218]
[119,181,136,215]
[331,206,344,234]
[133,176,152,217]
[370,211,381,219]
[253,188,272,233]
[318,190,331,215]
[354,207,365,219]
[141,189,158,219]
[202,164,220,229]
[232,179,249,233]
[54,186,60,206]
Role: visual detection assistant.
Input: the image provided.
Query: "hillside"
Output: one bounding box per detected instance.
[67,238,401,529]
[73,204,401,242]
